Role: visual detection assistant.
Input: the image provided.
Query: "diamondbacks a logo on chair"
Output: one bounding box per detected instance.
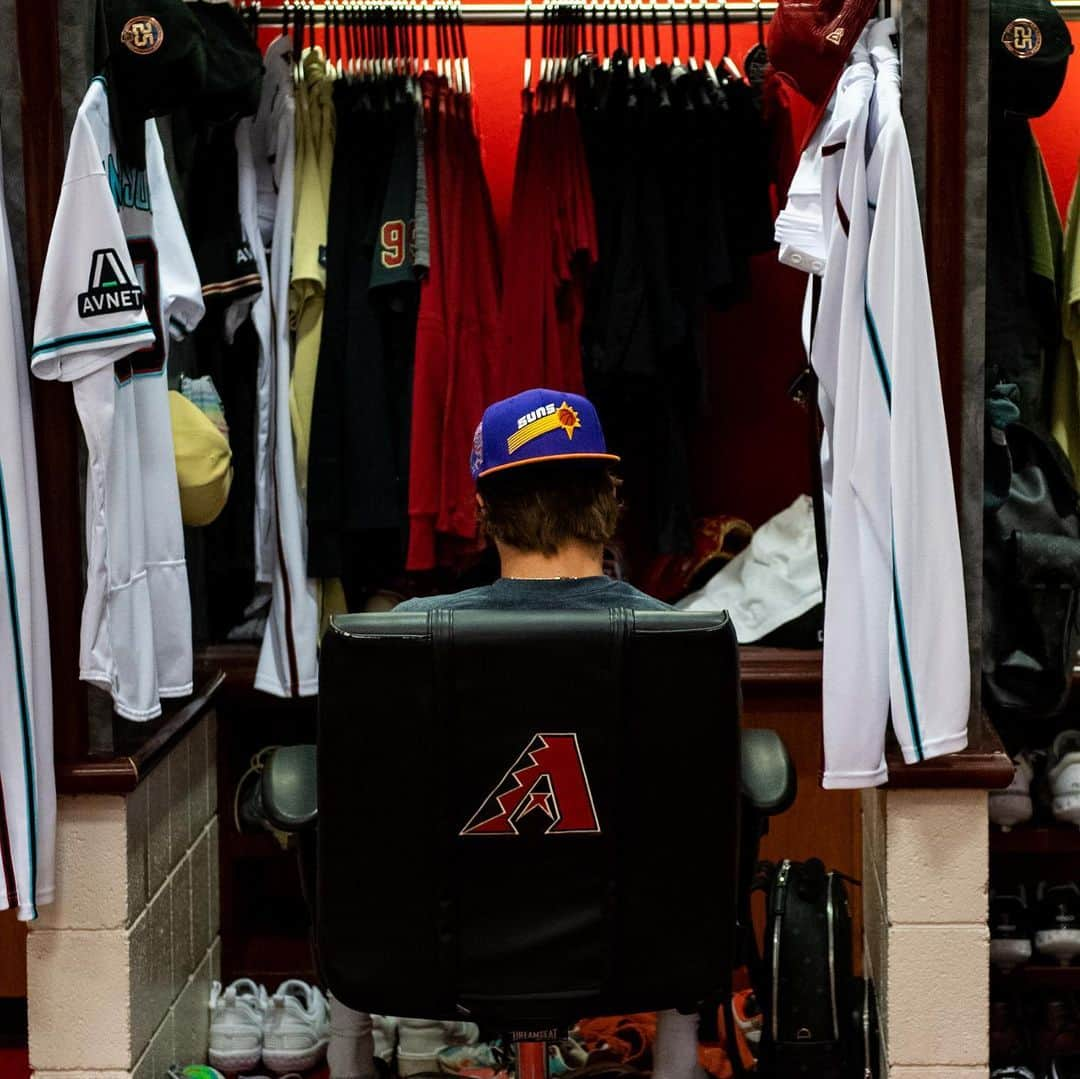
[460,733,601,836]
[78,249,143,318]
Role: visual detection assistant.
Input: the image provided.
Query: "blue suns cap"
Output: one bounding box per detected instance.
[470,389,620,482]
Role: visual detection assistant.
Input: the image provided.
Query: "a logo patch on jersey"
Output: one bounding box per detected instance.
[1002,17,1043,58]
[79,249,143,319]
[825,27,845,45]
[507,402,581,455]
[461,733,601,836]
[120,15,164,54]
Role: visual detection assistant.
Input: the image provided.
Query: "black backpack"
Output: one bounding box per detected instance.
[983,408,1080,720]
[752,859,876,1079]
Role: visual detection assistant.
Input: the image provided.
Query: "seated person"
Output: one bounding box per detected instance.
[331,390,705,1079]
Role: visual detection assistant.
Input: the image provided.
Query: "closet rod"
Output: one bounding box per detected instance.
[258,0,777,25]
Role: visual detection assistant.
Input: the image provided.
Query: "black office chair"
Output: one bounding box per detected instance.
[259,610,795,1075]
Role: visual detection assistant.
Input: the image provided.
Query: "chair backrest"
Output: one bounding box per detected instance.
[317,609,742,1027]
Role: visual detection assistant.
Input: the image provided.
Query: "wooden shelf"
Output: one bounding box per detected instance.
[886,713,1012,791]
[56,672,224,794]
[993,964,1080,990]
[992,826,1080,856]
[739,646,822,686]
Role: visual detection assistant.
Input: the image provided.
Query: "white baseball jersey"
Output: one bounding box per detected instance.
[241,37,320,698]
[31,77,204,721]
[0,140,56,920]
[789,22,969,788]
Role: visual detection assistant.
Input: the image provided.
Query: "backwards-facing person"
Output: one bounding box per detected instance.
[330,389,706,1079]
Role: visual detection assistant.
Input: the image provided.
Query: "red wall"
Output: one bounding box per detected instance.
[263,15,816,530]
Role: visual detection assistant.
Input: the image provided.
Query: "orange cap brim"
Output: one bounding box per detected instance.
[476,452,622,480]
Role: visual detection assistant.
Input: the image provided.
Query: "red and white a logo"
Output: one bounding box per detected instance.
[460,733,601,836]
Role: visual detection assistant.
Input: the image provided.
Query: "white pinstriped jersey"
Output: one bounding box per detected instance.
[0,138,56,920]
[240,37,320,698]
[31,78,204,721]
[780,22,970,788]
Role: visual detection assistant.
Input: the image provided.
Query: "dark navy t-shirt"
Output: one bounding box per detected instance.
[395,576,671,612]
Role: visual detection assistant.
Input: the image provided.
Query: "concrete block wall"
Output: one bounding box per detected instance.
[28,713,219,1077]
[863,788,989,1079]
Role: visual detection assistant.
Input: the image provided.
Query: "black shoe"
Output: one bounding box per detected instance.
[1037,1002,1080,1071]
[992,1000,1028,1065]
[1035,884,1080,966]
[992,888,1034,970]
[1048,1057,1080,1079]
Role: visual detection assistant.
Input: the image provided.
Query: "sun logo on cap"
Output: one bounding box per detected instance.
[556,403,581,440]
[507,401,584,454]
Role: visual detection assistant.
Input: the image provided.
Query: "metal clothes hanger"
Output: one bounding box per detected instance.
[686,0,697,70]
[522,0,533,90]
[651,0,661,68]
[700,0,718,84]
[720,0,741,80]
[669,0,680,68]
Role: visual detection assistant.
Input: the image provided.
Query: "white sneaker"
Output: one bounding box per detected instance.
[208,979,269,1072]
[373,1015,400,1065]
[990,753,1035,830]
[1049,732,1080,827]
[263,979,331,1073]
[397,1019,479,1078]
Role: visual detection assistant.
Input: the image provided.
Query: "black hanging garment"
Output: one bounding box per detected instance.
[984,386,1080,721]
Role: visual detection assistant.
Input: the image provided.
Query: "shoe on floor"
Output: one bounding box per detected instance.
[991,999,1027,1066]
[1048,732,1080,827]
[398,1019,480,1077]
[438,1042,503,1075]
[1036,884,1080,966]
[991,888,1034,970]
[992,754,1036,830]
[1038,1001,1080,1070]
[208,979,269,1072]
[373,1014,400,1065]
[263,979,331,1074]
[1048,1056,1080,1079]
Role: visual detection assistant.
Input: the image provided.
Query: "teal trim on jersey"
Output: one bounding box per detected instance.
[891,538,925,761]
[867,289,924,760]
[31,321,154,359]
[0,462,38,917]
[864,292,893,410]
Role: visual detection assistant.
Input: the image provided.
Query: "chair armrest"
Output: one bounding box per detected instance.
[741,729,796,817]
[262,744,318,832]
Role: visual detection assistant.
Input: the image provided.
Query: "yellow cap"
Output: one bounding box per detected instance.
[169,390,233,526]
